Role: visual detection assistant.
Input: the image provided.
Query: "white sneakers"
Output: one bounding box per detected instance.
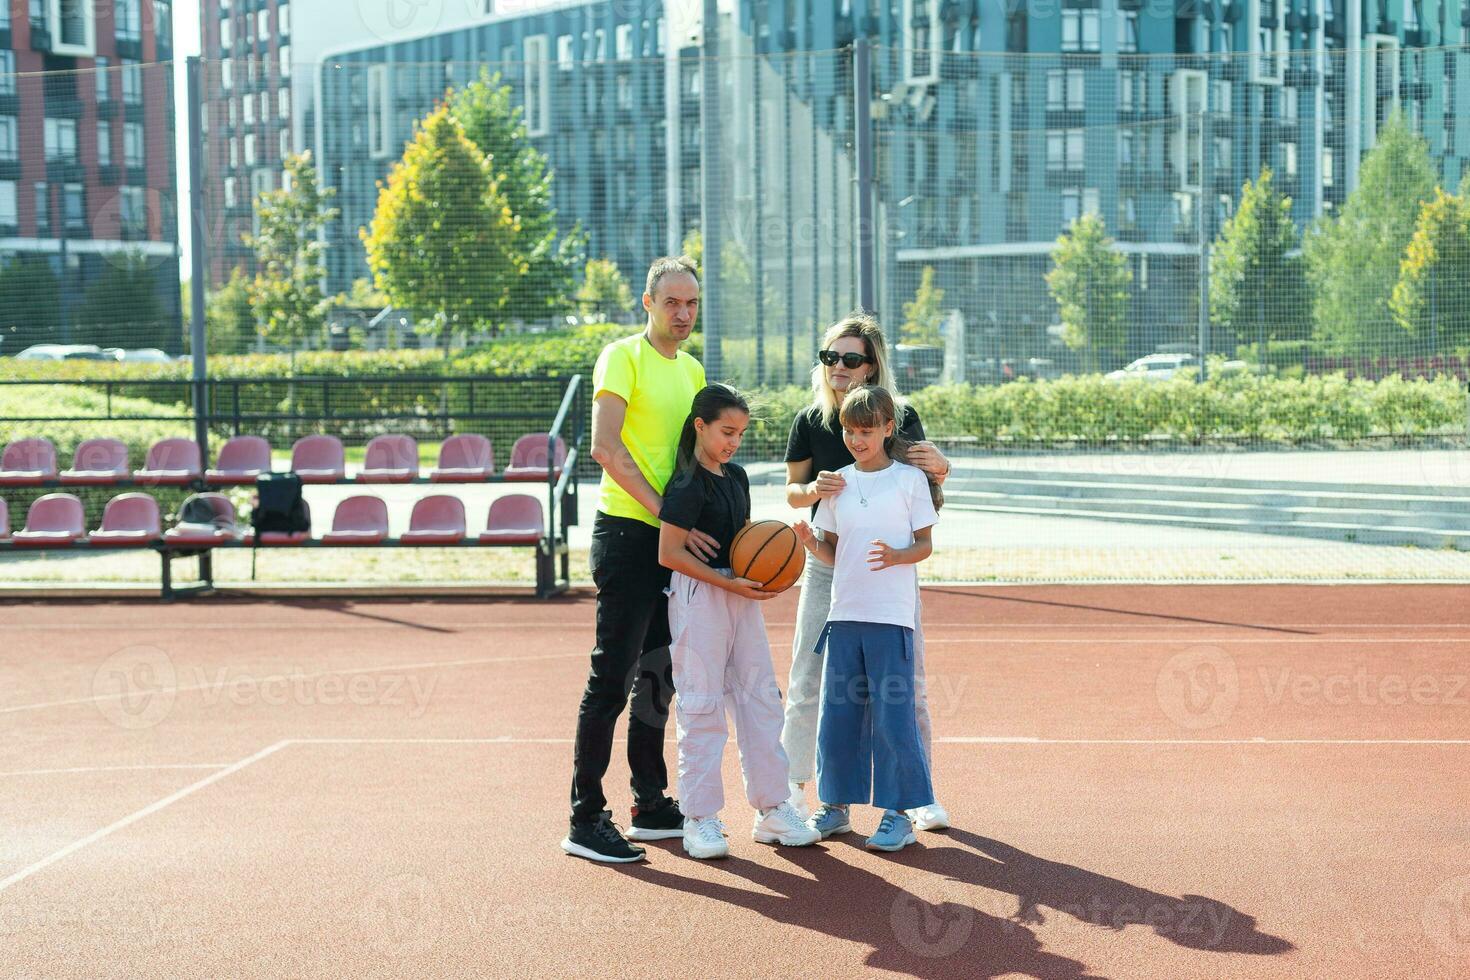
[682,816,730,860]
[753,801,821,847]
[683,802,820,859]
[906,803,951,832]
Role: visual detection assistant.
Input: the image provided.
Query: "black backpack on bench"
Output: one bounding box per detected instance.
[253,472,308,536]
[251,473,309,579]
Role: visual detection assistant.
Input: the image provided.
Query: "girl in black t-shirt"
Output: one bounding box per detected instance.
[658,384,819,859]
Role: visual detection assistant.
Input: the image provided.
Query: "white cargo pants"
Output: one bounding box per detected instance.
[667,569,792,819]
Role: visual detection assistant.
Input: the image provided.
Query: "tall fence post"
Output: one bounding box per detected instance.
[698,0,723,380]
[854,37,878,315]
[186,56,210,457]
[1196,108,1211,384]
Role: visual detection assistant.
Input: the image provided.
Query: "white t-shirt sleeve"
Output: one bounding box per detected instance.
[812,493,838,535]
[908,467,939,533]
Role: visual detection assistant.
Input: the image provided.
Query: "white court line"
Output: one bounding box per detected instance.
[0,651,585,718]
[14,621,1470,631]
[6,733,1465,895]
[920,637,1470,644]
[936,737,1470,745]
[0,741,290,896]
[0,763,229,778]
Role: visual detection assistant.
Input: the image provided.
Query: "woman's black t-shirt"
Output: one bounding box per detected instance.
[784,403,927,515]
[658,461,752,570]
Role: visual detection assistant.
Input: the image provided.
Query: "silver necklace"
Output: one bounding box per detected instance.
[854,467,881,507]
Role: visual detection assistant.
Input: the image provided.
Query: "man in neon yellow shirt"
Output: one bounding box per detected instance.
[562,256,718,863]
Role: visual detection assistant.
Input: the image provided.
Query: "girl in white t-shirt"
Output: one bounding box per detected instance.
[793,385,942,852]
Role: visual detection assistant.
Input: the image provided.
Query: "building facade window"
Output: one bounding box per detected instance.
[1118,11,1138,53]
[1047,69,1084,111]
[44,117,78,163]
[124,122,144,167]
[63,182,84,228]
[0,116,17,162]
[49,0,97,56]
[121,185,145,228]
[95,56,110,100]
[122,59,142,103]
[0,181,16,228]
[96,120,111,166]
[0,52,14,95]
[116,0,142,42]
[367,64,391,158]
[523,35,550,137]
[1062,10,1100,53]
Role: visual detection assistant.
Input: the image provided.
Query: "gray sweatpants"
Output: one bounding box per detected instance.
[780,543,935,785]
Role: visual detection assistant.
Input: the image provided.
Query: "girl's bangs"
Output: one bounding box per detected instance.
[839,391,891,430]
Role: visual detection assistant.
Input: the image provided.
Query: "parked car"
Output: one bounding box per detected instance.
[114,348,174,363]
[1105,353,1198,381]
[11,344,114,361]
[893,344,945,389]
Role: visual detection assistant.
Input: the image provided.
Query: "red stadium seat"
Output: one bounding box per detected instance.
[430,434,495,482]
[358,435,419,483]
[12,493,85,546]
[0,438,59,486]
[401,495,465,545]
[478,494,543,545]
[134,438,203,486]
[290,435,345,484]
[253,499,313,545]
[322,496,389,545]
[60,438,129,485]
[90,493,162,547]
[207,435,273,485]
[164,493,241,547]
[0,497,9,539]
[502,433,566,482]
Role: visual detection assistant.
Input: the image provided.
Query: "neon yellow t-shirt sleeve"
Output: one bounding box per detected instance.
[594,342,635,403]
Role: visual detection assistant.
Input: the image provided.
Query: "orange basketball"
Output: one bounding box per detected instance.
[730,519,806,594]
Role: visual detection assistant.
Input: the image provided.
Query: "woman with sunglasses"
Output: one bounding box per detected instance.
[782,311,953,832]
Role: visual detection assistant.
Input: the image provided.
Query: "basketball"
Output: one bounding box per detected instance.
[730,519,806,594]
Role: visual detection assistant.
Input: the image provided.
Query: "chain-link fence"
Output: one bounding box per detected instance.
[4,35,1470,587]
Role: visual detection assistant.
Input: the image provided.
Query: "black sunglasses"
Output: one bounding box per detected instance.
[819,350,874,369]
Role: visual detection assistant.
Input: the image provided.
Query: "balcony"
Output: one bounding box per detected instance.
[0,159,21,180]
[0,93,18,114]
[1402,28,1429,47]
[46,159,86,182]
[98,164,120,184]
[115,37,143,60]
[29,23,51,52]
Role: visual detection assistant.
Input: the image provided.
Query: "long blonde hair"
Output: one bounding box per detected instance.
[810,310,900,428]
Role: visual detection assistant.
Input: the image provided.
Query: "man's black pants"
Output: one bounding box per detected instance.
[569,512,675,824]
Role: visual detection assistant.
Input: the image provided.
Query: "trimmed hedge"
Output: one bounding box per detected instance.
[3,329,1465,452]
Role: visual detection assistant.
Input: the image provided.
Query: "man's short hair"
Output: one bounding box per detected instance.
[645,255,700,300]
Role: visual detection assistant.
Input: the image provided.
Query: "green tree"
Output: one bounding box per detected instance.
[1390,187,1470,351]
[0,255,61,353]
[74,251,167,348]
[901,266,946,346]
[446,71,584,321]
[244,152,338,354]
[575,258,634,322]
[361,104,522,352]
[1045,212,1132,372]
[1304,110,1437,352]
[201,268,256,355]
[1210,167,1309,353]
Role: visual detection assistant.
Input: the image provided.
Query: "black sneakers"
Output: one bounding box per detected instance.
[561,811,647,863]
[626,796,685,842]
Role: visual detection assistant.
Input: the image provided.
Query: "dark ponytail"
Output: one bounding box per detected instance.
[675,383,751,478]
